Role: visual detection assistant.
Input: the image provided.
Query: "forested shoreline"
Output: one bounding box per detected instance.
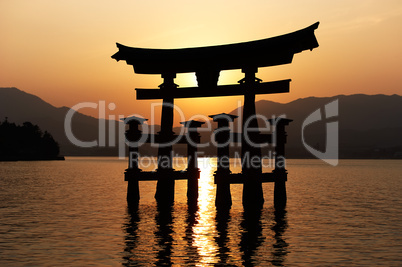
[0,118,64,161]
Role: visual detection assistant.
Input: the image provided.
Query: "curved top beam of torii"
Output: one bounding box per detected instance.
[111,22,319,75]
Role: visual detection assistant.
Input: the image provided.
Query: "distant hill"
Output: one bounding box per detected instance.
[240,94,402,158]
[0,87,119,156]
[1,87,401,158]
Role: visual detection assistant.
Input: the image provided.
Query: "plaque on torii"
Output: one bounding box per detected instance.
[112,22,319,208]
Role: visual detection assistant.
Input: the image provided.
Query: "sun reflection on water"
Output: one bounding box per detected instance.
[192,158,219,265]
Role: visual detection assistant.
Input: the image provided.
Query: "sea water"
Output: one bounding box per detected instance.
[0,158,401,266]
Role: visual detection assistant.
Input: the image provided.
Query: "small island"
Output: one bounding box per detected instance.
[0,118,64,161]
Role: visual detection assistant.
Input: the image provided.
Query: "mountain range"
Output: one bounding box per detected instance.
[1,87,401,158]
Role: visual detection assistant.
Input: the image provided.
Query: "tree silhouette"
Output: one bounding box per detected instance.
[0,118,61,160]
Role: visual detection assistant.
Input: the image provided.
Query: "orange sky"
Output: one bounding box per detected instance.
[1,1,402,125]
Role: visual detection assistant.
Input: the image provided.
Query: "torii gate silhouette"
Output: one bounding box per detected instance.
[112,22,319,210]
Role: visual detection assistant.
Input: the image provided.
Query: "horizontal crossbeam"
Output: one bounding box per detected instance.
[125,170,198,181]
[127,134,199,144]
[112,22,319,74]
[125,170,284,182]
[224,132,272,144]
[127,133,272,145]
[227,172,287,184]
[136,79,290,100]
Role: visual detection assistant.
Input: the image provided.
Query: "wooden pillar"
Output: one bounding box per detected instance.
[209,113,238,210]
[180,120,205,205]
[122,116,148,204]
[240,67,264,210]
[155,73,177,205]
[268,118,292,210]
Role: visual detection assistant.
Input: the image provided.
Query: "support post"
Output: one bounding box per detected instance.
[268,118,292,209]
[240,67,264,210]
[122,116,148,205]
[155,73,177,206]
[209,113,238,210]
[180,120,205,205]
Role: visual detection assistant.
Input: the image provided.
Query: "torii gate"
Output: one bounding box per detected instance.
[112,22,319,209]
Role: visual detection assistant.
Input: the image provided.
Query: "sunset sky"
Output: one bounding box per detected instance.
[1,0,402,124]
